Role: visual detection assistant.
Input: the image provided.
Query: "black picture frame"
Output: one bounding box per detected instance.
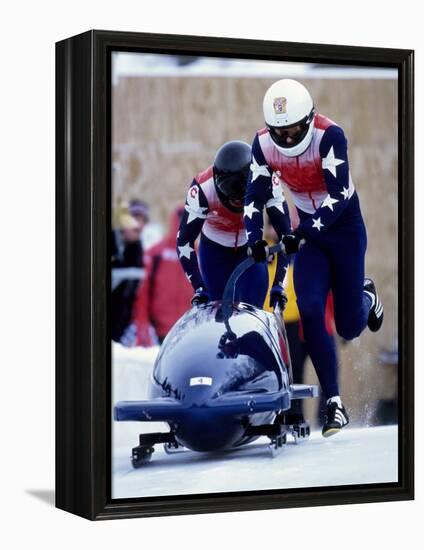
[56,29,414,520]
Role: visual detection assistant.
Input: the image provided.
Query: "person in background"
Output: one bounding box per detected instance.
[128,199,149,231]
[129,198,163,250]
[111,213,144,342]
[121,205,192,347]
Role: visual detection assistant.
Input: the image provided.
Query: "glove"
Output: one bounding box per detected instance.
[269,285,288,310]
[248,239,269,262]
[191,287,210,306]
[281,233,304,255]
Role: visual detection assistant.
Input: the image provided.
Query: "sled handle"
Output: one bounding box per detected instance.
[220,241,284,317]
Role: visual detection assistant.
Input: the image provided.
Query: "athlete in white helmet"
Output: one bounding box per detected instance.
[245,79,384,437]
[262,78,316,157]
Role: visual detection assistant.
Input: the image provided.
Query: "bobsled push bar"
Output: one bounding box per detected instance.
[220,242,285,321]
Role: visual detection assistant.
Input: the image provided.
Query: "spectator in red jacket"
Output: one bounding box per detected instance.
[121,205,193,347]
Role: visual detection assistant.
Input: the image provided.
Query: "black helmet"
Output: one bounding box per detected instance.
[213,141,251,207]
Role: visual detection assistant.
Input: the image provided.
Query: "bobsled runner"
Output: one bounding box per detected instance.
[114,243,318,467]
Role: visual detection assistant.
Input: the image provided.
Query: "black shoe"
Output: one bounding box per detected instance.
[364,278,384,332]
[322,398,349,438]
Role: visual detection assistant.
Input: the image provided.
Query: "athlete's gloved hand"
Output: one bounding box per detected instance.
[191,287,210,306]
[248,239,269,262]
[281,233,304,255]
[269,285,288,311]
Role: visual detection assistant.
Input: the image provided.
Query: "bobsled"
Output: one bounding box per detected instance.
[114,243,318,467]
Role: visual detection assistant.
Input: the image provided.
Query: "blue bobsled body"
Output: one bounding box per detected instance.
[115,301,316,452]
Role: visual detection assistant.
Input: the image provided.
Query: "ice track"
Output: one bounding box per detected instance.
[112,425,397,498]
[111,343,398,499]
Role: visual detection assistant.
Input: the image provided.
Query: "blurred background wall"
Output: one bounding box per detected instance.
[112,54,398,427]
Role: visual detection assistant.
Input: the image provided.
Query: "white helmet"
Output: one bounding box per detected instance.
[263,79,315,157]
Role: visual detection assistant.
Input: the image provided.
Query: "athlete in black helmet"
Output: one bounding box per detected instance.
[177,140,271,307]
[213,140,251,211]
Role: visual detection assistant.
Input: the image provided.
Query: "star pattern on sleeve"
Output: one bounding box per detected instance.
[185,185,208,224]
[312,217,324,231]
[250,155,270,182]
[340,187,350,200]
[178,242,194,259]
[266,176,286,214]
[245,133,290,253]
[321,194,339,211]
[294,125,353,240]
[244,201,260,219]
[322,146,345,178]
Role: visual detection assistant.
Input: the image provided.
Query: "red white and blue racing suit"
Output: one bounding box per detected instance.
[177,166,268,306]
[244,113,372,399]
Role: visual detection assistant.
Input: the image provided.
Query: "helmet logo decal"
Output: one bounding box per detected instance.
[273,96,287,115]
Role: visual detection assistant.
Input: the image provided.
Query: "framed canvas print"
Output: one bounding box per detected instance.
[56,30,414,520]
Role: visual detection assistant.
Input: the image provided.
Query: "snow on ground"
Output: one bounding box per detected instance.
[112,344,398,500]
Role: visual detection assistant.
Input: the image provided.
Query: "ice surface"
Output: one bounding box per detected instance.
[111,344,398,499]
